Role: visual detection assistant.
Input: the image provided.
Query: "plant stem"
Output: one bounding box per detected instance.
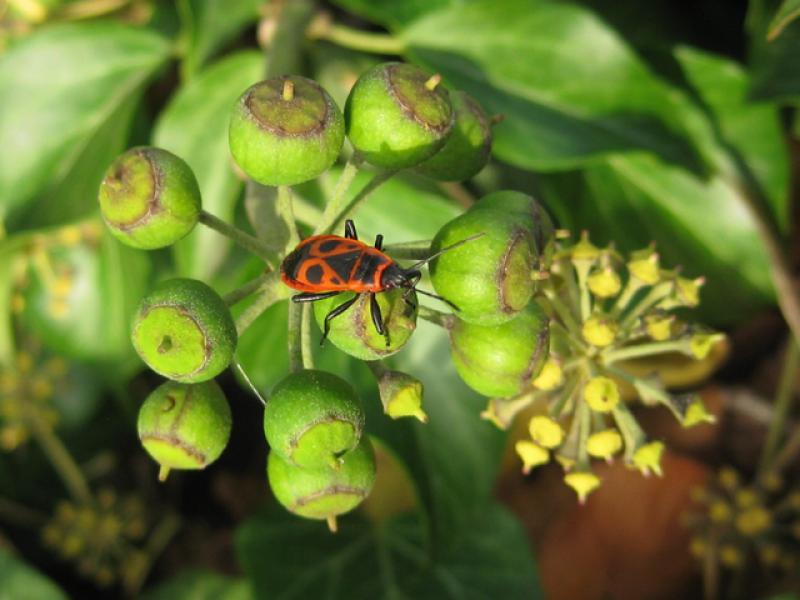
[314,153,363,235]
[198,210,276,264]
[323,169,397,235]
[234,271,288,335]
[25,405,92,505]
[287,301,303,373]
[601,339,690,365]
[0,496,46,527]
[436,181,475,208]
[277,185,300,253]
[307,14,406,55]
[123,512,182,597]
[382,240,432,260]
[223,270,274,306]
[417,305,455,329]
[301,303,315,370]
[758,339,800,473]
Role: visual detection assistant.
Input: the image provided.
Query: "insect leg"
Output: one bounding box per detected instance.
[370,293,390,347]
[322,295,359,345]
[374,234,384,250]
[292,291,340,303]
[344,219,358,240]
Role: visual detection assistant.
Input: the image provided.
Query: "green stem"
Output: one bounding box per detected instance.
[611,401,647,462]
[301,303,315,370]
[541,291,584,343]
[308,16,406,55]
[323,169,397,235]
[618,280,674,331]
[287,300,303,373]
[417,305,455,329]
[292,195,323,227]
[758,339,800,474]
[277,185,300,253]
[382,240,432,260]
[601,339,690,365]
[198,210,276,265]
[223,270,274,306]
[25,405,92,504]
[123,512,182,597]
[0,496,46,527]
[314,153,363,235]
[234,271,288,335]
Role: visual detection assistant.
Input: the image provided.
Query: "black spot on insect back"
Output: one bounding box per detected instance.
[306,264,324,284]
[318,239,340,253]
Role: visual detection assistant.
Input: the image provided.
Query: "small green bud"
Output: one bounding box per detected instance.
[631,440,665,476]
[528,415,564,449]
[374,369,427,422]
[582,315,617,347]
[564,470,601,504]
[131,279,237,383]
[263,370,364,469]
[430,208,536,325]
[735,506,771,537]
[98,147,201,249]
[416,91,491,181]
[267,435,376,529]
[586,429,623,460]
[588,267,621,298]
[675,276,704,307]
[229,76,345,185]
[644,312,674,341]
[571,231,601,263]
[312,289,417,360]
[627,247,660,285]
[515,440,549,474]
[532,357,563,391]
[449,302,550,398]
[345,62,454,168]
[137,380,231,481]
[583,376,620,413]
[689,331,725,359]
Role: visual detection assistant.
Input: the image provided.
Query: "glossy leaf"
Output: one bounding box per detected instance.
[236,506,541,599]
[402,0,703,171]
[179,0,263,78]
[767,0,800,39]
[0,23,170,227]
[142,570,252,600]
[0,549,67,600]
[154,51,263,280]
[331,0,463,29]
[749,0,800,101]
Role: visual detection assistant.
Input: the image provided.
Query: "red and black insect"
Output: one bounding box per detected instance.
[281,219,466,346]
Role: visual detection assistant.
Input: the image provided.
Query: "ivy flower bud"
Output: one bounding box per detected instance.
[735,506,771,537]
[587,267,621,298]
[632,440,665,476]
[312,289,417,360]
[627,247,660,285]
[515,440,549,474]
[137,380,231,481]
[449,303,550,398]
[131,279,237,383]
[528,416,564,449]
[718,466,740,490]
[676,276,704,307]
[709,501,732,523]
[416,90,492,181]
[586,429,623,460]
[532,357,563,391]
[430,208,536,325]
[98,147,201,249]
[682,397,716,427]
[689,332,725,360]
[719,545,744,568]
[583,376,619,413]
[582,316,617,347]
[263,370,364,470]
[267,435,376,530]
[345,62,454,169]
[570,232,601,263]
[375,369,427,423]
[644,313,674,341]
[229,75,345,185]
[564,470,601,504]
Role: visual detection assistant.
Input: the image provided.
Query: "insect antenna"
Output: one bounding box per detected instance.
[406,232,485,271]
[414,287,459,311]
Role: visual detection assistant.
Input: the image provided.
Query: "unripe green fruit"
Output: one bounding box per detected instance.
[137,380,231,480]
[470,191,555,267]
[264,370,364,469]
[416,91,491,181]
[229,75,345,185]
[268,436,376,524]
[132,279,237,383]
[345,62,454,169]
[313,289,418,360]
[98,147,201,249]
[450,302,550,398]
[430,209,535,325]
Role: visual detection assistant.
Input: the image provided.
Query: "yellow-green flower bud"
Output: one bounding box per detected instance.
[682,397,716,427]
[583,376,620,413]
[689,537,707,558]
[627,248,660,285]
[735,488,760,509]
[587,267,621,298]
[631,440,665,476]
[676,276,704,307]
[515,440,549,474]
[528,416,564,449]
[532,357,563,391]
[735,506,771,537]
[571,231,600,263]
[375,369,427,423]
[582,316,617,347]
[586,429,623,460]
[689,332,725,360]
[564,470,601,504]
[645,313,674,341]
[718,466,740,490]
[760,544,781,566]
[719,544,744,568]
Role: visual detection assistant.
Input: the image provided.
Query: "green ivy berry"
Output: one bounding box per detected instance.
[416,91,491,181]
[98,147,201,249]
[132,279,237,383]
[470,191,555,268]
[267,436,376,529]
[450,302,550,398]
[229,75,345,186]
[312,289,418,360]
[345,62,454,169]
[430,208,535,325]
[264,370,364,469]
[137,380,231,481]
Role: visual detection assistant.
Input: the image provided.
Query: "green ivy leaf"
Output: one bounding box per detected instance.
[767,0,800,40]
[178,0,263,78]
[142,569,252,600]
[749,0,800,101]
[402,0,703,171]
[0,549,67,600]
[331,0,463,29]
[236,506,541,599]
[154,51,263,280]
[0,22,170,228]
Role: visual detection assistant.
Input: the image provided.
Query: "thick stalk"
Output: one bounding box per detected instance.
[313,153,363,235]
[417,305,455,329]
[307,15,405,55]
[198,210,276,264]
[301,303,315,370]
[234,271,288,335]
[324,170,397,235]
[287,300,304,373]
[223,270,274,306]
